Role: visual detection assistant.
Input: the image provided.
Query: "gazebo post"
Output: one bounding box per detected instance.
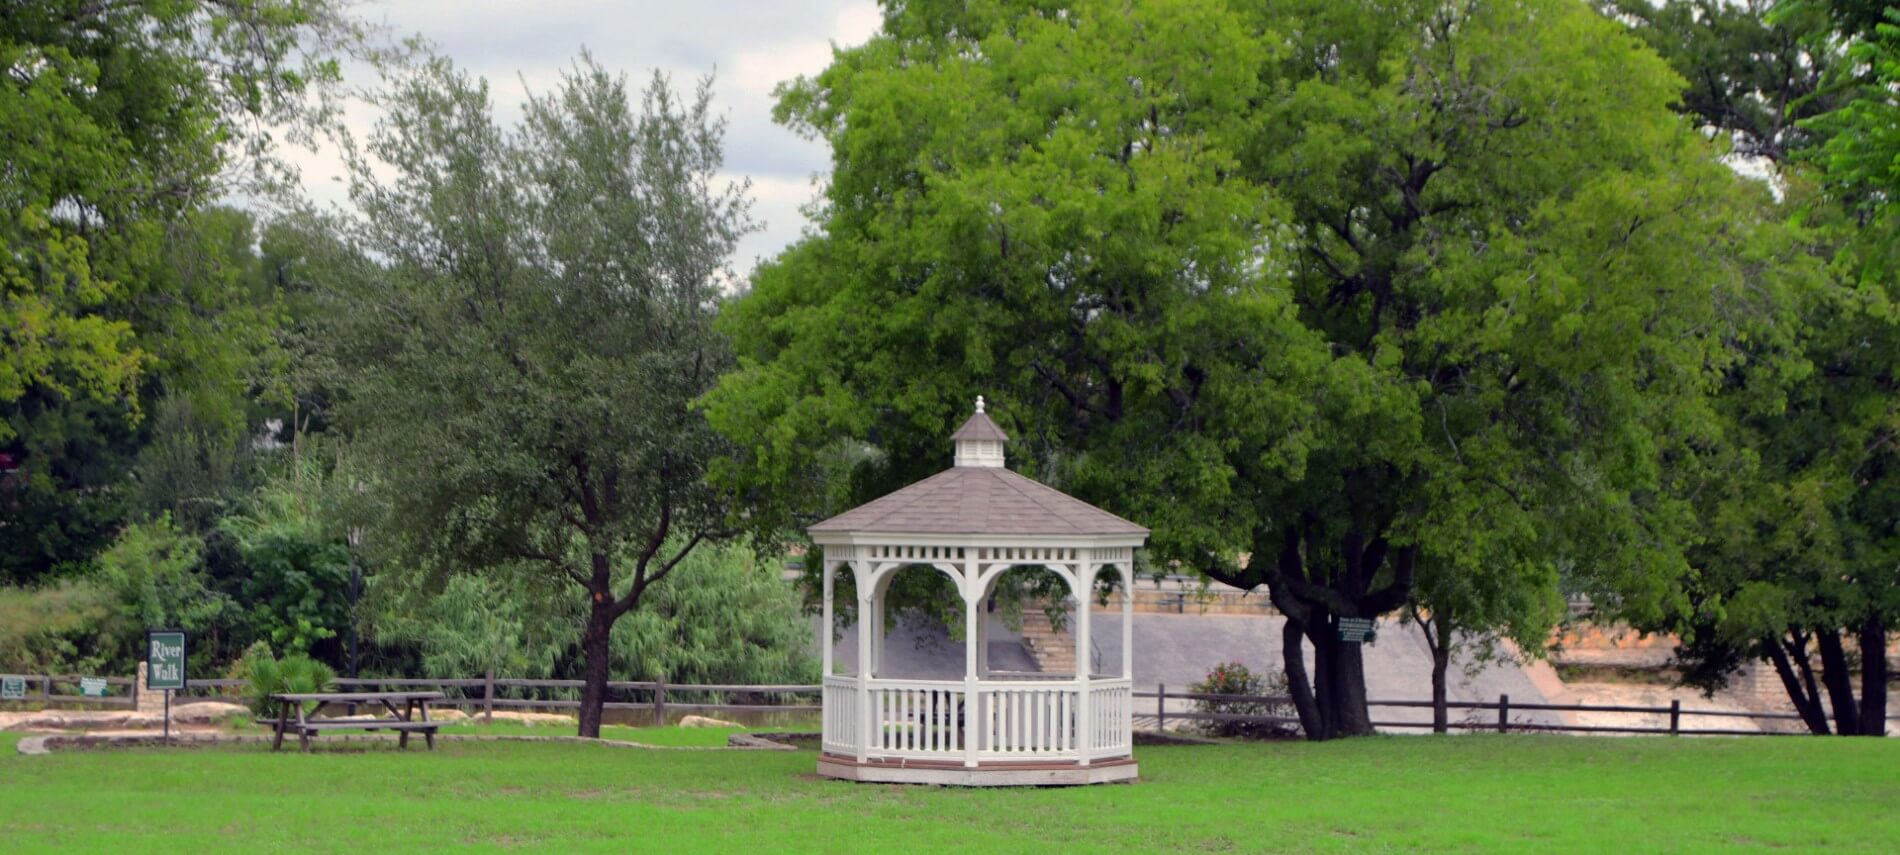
[963,560,980,768]
[1121,562,1135,744]
[975,595,989,676]
[1076,563,1092,767]
[856,567,872,764]
[1120,563,1133,682]
[866,586,880,678]
[821,560,835,676]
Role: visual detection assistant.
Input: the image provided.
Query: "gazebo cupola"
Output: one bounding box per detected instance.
[810,397,1148,786]
[952,396,1007,468]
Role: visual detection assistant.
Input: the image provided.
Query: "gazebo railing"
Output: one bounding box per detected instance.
[825,675,1135,764]
[821,675,859,755]
[976,679,1076,758]
[1088,678,1134,758]
[869,678,966,758]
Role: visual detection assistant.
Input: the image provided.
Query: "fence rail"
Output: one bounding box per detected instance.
[0,672,824,723]
[3,673,1816,735]
[1142,685,1809,736]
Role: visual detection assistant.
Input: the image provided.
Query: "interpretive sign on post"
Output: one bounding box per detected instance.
[79,677,109,696]
[147,630,187,691]
[148,629,187,740]
[1336,617,1376,644]
[1,676,24,700]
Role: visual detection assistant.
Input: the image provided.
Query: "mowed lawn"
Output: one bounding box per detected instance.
[2,729,1895,852]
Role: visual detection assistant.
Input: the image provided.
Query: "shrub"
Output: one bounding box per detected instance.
[0,579,115,675]
[237,642,337,716]
[613,542,820,688]
[212,464,355,661]
[1189,661,1300,739]
[94,514,238,665]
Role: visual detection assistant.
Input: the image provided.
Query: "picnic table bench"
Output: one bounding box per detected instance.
[270,691,445,752]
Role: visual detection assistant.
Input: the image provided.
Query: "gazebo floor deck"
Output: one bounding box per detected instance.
[816,753,1138,787]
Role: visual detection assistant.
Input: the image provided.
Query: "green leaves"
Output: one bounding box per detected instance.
[293,52,756,722]
[710,1,1810,683]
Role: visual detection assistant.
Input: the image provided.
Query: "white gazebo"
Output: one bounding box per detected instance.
[811,397,1148,786]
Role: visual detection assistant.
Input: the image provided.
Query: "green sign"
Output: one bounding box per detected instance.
[1337,617,1376,644]
[1,676,24,700]
[79,677,109,697]
[147,629,188,691]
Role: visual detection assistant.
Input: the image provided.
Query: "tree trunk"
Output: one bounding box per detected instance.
[1282,617,1322,739]
[1429,611,1451,735]
[1765,633,1830,735]
[1231,524,1412,742]
[1305,618,1337,741]
[1815,628,1861,736]
[577,598,614,739]
[1322,631,1375,737]
[1857,613,1889,737]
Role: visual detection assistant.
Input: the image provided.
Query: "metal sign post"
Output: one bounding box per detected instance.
[148,630,188,742]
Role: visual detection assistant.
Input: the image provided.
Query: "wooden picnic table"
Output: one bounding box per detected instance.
[270,691,446,752]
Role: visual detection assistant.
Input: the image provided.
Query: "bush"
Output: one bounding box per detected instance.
[0,580,115,675]
[211,462,355,662]
[236,642,337,716]
[372,573,562,683]
[94,514,238,664]
[613,542,820,688]
[1190,661,1300,739]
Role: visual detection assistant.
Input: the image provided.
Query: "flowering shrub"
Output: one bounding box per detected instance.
[1188,661,1299,739]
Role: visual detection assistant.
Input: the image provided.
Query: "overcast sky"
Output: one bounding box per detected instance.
[288,0,882,276]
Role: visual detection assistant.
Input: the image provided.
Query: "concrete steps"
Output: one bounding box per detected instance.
[1019,606,1075,674]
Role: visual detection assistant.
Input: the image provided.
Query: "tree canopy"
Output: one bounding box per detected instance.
[708,0,1811,738]
[1609,0,1895,736]
[1,0,364,580]
[288,54,752,736]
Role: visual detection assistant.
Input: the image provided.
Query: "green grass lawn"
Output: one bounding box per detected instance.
[2,729,1894,852]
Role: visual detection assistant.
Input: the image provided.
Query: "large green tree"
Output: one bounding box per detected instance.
[293,54,752,737]
[1,0,364,579]
[708,0,1804,739]
[1611,0,1894,735]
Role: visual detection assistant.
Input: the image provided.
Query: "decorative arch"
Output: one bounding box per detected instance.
[869,560,967,599]
[973,560,1077,601]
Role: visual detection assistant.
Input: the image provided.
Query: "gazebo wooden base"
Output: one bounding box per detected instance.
[816,753,1138,787]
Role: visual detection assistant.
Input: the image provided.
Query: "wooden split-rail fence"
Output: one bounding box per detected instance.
[1143,686,1812,736]
[1,673,1817,735]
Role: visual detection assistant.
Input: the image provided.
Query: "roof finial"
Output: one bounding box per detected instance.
[975,395,986,414]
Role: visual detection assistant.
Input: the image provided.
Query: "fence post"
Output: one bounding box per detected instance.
[1498,694,1510,733]
[1157,683,1167,733]
[654,676,667,727]
[41,673,51,702]
[483,669,495,724]
[1669,699,1680,736]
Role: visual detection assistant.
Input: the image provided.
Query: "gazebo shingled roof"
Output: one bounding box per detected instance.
[948,408,1011,442]
[810,402,1146,537]
[808,467,1148,536]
